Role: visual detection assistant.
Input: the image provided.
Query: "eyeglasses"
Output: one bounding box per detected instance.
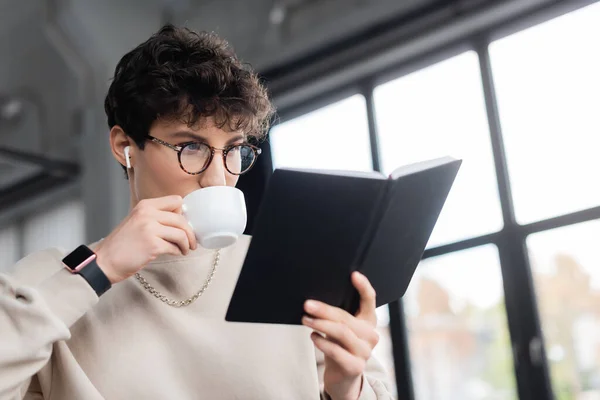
[146,135,261,176]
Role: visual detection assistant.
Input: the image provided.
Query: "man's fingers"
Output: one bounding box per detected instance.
[156,210,198,250]
[304,300,350,324]
[302,317,371,359]
[311,332,366,377]
[152,238,183,257]
[304,300,377,344]
[138,195,184,212]
[157,225,191,255]
[352,272,377,324]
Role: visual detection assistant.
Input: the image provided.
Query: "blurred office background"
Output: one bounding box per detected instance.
[0,0,599,399]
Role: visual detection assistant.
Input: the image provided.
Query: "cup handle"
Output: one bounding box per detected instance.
[181,204,194,231]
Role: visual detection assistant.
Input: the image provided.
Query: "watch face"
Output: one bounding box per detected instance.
[63,245,95,270]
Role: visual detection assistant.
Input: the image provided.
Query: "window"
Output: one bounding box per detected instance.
[404,245,516,399]
[270,94,372,171]
[374,51,503,248]
[527,220,600,399]
[490,1,600,224]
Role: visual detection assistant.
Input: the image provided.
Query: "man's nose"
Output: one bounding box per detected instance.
[199,153,227,187]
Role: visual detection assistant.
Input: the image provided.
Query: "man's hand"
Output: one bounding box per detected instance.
[303,272,379,400]
[93,196,198,284]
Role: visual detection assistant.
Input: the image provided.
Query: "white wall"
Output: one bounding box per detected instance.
[0,225,19,272]
[0,199,85,273]
[23,200,85,255]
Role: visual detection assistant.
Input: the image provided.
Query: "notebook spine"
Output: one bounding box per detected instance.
[342,179,394,313]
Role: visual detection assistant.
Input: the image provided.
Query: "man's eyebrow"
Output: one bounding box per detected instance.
[225,135,245,145]
[169,131,208,142]
[169,131,245,145]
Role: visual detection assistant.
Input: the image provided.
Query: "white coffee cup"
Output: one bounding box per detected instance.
[182,186,247,249]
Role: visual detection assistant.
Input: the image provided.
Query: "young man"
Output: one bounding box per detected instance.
[0,25,393,399]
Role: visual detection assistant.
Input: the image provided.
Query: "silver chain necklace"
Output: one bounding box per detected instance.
[134,249,221,308]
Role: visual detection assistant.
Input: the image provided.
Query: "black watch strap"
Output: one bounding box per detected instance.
[78,259,112,297]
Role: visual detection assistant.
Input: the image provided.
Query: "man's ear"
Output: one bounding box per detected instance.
[109,126,132,168]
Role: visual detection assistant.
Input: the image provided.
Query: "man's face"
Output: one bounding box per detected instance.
[130,117,243,202]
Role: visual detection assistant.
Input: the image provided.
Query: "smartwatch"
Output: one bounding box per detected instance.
[62,245,112,297]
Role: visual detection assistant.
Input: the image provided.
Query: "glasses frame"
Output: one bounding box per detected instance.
[146,135,262,176]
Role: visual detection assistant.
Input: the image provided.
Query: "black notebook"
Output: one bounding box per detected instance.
[225,156,461,325]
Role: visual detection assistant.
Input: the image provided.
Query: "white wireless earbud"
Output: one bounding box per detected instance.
[124,146,132,169]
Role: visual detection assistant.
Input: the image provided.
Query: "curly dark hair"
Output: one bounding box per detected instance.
[104,24,274,157]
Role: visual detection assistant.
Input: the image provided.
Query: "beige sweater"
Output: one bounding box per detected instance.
[0,235,393,400]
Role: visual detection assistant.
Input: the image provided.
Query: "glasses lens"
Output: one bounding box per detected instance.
[180,142,211,173]
[226,145,256,174]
